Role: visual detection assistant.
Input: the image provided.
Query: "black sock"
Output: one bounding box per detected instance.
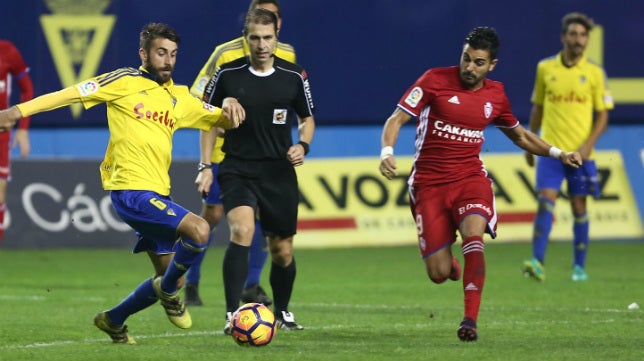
[270,258,296,313]
[223,242,249,312]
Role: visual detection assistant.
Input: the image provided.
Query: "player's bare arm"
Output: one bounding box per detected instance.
[501,124,582,168]
[524,103,544,167]
[194,127,217,195]
[380,108,412,180]
[578,109,608,160]
[12,129,30,158]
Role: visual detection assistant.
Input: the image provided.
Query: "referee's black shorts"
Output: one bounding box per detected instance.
[218,157,299,238]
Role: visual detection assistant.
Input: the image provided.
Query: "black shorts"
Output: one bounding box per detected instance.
[218,157,299,238]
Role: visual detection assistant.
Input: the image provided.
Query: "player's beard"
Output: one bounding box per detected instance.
[460,70,485,89]
[144,61,173,84]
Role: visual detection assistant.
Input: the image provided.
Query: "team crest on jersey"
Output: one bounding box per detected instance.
[404,87,423,108]
[484,102,493,119]
[273,109,288,125]
[76,80,99,97]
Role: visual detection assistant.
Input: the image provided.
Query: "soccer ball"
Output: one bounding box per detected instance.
[230,303,277,346]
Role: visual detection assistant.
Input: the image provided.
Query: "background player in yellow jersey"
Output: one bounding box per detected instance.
[522,12,613,282]
[188,0,296,306]
[0,23,244,344]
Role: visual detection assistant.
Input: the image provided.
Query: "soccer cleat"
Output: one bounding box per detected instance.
[457,317,478,341]
[184,283,203,306]
[223,312,233,335]
[449,256,462,281]
[93,311,136,344]
[152,276,192,329]
[522,258,545,281]
[572,265,588,281]
[276,311,304,330]
[240,284,273,306]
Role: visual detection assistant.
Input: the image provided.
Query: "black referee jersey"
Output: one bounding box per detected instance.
[203,56,315,161]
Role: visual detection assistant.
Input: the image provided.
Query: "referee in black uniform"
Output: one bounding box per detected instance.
[202,8,315,332]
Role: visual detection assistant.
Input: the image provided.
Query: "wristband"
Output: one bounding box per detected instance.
[380,146,394,160]
[548,146,562,159]
[197,162,212,172]
[298,140,310,155]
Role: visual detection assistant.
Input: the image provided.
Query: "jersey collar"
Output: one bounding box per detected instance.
[138,66,174,86]
[557,52,587,68]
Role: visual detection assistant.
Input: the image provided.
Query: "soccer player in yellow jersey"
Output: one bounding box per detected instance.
[187,0,296,307]
[522,13,613,282]
[0,23,245,344]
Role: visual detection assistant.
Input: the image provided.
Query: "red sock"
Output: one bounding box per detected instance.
[462,236,485,322]
[0,203,5,243]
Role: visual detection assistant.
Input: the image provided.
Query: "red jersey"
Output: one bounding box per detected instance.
[0,40,33,129]
[397,66,519,186]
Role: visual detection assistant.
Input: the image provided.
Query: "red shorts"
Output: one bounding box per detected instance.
[409,176,497,258]
[0,131,10,180]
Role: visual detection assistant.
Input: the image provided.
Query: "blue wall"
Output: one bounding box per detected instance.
[1,0,643,126]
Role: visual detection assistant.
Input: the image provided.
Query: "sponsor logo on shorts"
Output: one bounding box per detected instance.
[458,203,492,216]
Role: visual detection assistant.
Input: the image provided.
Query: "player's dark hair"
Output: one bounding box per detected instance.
[243,8,278,36]
[248,0,281,18]
[464,26,500,60]
[139,23,181,52]
[561,12,594,34]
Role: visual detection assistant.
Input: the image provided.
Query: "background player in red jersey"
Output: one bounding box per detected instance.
[0,40,34,243]
[378,27,582,342]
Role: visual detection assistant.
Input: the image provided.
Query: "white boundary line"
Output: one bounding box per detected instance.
[1,302,640,350]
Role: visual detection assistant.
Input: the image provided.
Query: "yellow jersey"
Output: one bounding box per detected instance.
[18,66,226,196]
[531,53,613,158]
[190,36,296,163]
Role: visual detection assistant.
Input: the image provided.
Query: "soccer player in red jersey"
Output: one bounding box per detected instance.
[0,40,34,242]
[379,27,582,341]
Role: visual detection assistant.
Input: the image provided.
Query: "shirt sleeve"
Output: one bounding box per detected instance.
[190,40,244,98]
[176,89,225,131]
[493,90,520,128]
[9,45,34,130]
[593,67,614,111]
[293,69,315,117]
[530,62,545,106]
[397,70,433,117]
[16,86,80,117]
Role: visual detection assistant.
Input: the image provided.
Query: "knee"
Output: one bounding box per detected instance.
[192,218,212,245]
[425,258,451,284]
[229,222,254,243]
[269,237,293,266]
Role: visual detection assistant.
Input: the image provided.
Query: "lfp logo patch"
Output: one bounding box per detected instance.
[404,86,423,108]
[76,80,99,96]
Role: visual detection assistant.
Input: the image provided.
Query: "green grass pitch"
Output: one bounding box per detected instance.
[0,241,642,361]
